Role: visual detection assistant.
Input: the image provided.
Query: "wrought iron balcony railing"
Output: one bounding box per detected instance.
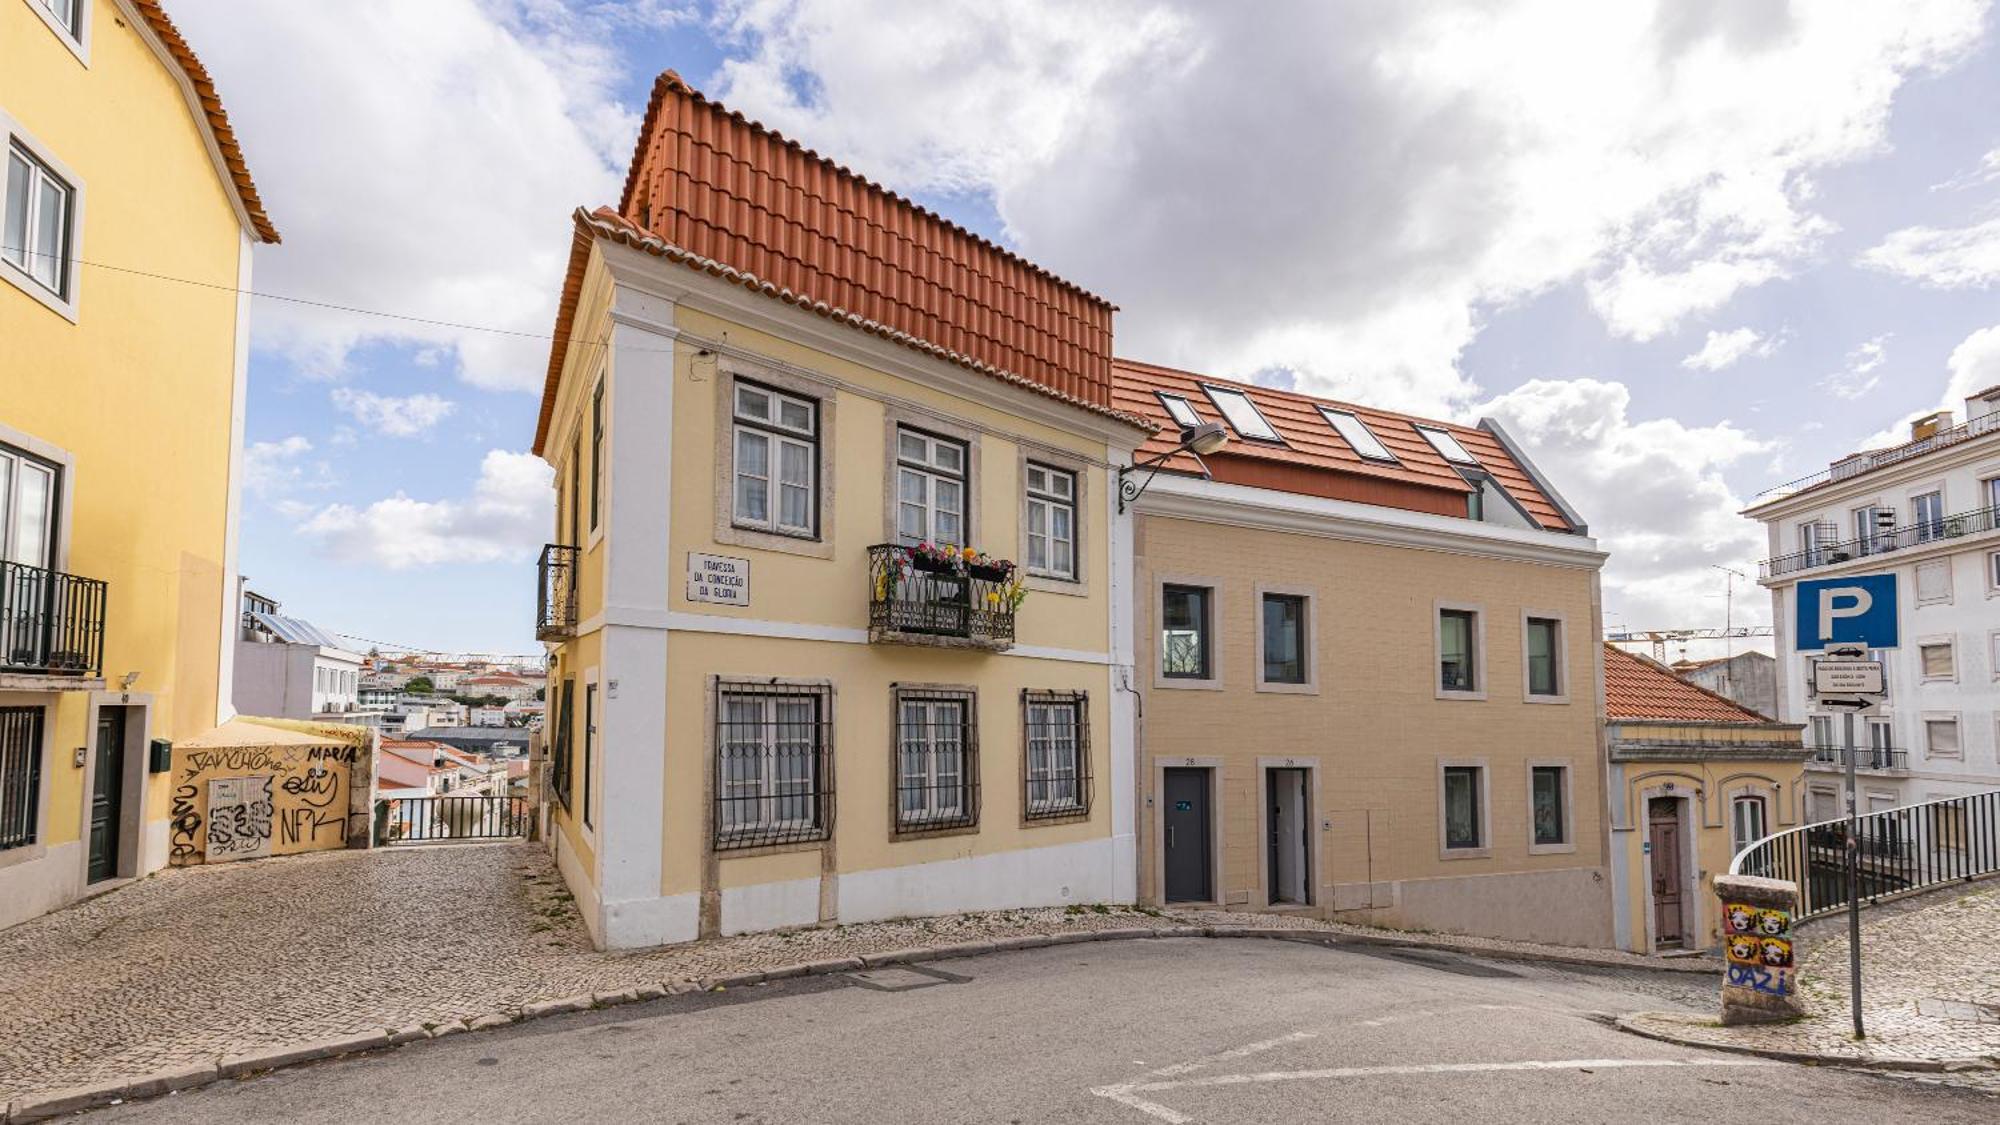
[536,544,578,642]
[867,544,1016,650]
[1806,745,1909,772]
[1,560,106,677]
[1760,504,2000,580]
[1755,408,2000,500]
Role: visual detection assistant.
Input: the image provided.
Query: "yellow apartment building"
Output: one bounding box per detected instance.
[531,73,1151,948]
[1603,644,1808,953]
[1116,360,1619,946]
[1,0,277,928]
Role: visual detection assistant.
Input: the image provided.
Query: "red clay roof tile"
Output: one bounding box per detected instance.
[1603,644,1771,723]
[132,2,278,243]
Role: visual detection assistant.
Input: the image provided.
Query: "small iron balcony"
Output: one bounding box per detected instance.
[1806,745,1909,772]
[867,544,1017,651]
[1761,504,1999,579]
[1,560,106,677]
[536,544,578,642]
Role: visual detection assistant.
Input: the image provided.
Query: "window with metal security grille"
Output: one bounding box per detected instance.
[1023,691,1090,820]
[1443,765,1483,850]
[1161,584,1212,679]
[896,427,967,547]
[1,706,44,851]
[1525,617,1561,696]
[1531,766,1567,846]
[1024,463,1077,580]
[894,688,978,834]
[733,381,818,537]
[4,141,73,299]
[1439,609,1478,692]
[714,682,832,850]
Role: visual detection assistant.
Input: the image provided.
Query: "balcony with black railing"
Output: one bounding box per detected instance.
[1,560,106,679]
[867,544,1018,651]
[1806,744,1910,772]
[1755,406,2000,501]
[1760,504,2000,580]
[536,544,578,642]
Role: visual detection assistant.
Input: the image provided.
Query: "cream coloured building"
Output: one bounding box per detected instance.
[1116,361,1618,947]
[531,73,1151,949]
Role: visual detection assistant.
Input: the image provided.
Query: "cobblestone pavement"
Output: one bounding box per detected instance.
[0,843,1702,1105]
[1626,882,2000,1076]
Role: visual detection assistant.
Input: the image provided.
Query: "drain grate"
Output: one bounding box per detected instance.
[843,964,969,992]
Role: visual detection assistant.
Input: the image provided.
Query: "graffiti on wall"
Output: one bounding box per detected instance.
[171,738,357,865]
[1723,902,1794,996]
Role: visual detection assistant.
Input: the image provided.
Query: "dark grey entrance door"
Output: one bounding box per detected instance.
[88,708,125,883]
[1163,767,1212,903]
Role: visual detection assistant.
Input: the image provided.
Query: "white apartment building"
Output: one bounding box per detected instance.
[233,590,365,720]
[1746,389,2000,820]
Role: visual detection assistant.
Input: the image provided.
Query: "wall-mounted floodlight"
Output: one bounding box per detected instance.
[1117,422,1229,512]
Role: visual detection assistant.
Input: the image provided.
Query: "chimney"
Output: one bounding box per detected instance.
[1911,410,1953,442]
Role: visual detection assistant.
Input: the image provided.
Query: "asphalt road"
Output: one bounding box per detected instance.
[82,937,1995,1124]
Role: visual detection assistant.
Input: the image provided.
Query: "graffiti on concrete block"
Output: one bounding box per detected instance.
[1723,901,1794,995]
[206,776,275,861]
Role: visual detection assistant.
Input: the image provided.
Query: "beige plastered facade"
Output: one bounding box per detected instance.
[1133,475,1619,948]
[1606,719,1809,954]
[539,237,1147,949]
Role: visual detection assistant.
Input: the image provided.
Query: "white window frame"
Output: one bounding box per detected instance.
[1199,384,1285,444]
[1318,407,1398,463]
[1438,758,1490,859]
[1023,461,1077,581]
[716,690,821,838]
[0,439,60,570]
[1918,636,1956,683]
[1255,585,1317,694]
[1023,694,1086,819]
[1912,489,1945,543]
[730,379,819,540]
[894,426,969,548]
[1,114,83,320]
[1521,609,1568,704]
[1923,713,1962,761]
[1435,600,1486,701]
[1730,794,1768,858]
[23,0,90,62]
[1527,760,1575,854]
[1414,425,1479,465]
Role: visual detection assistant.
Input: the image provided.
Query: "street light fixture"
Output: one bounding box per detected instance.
[1117,422,1229,512]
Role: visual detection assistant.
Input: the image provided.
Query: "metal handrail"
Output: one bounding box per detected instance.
[1759,504,2000,579]
[536,544,578,642]
[1754,409,2000,500]
[1804,745,1909,771]
[378,795,527,843]
[1729,790,2000,922]
[0,560,107,676]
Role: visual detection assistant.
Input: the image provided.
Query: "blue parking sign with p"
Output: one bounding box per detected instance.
[1795,574,1898,651]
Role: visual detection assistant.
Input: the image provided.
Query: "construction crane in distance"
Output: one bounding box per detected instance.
[1604,626,1775,663]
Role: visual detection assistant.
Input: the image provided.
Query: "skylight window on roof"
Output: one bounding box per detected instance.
[1157,393,1204,431]
[1318,408,1397,462]
[1416,425,1479,465]
[1200,385,1284,443]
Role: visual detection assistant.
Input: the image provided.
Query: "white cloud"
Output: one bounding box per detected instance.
[1681,327,1782,371]
[294,451,553,569]
[1854,321,2000,450]
[330,388,458,437]
[1929,145,2000,192]
[1479,378,1771,631]
[710,0,1985,413]
[1858,215,2000,288]
[170,1,646,391]
[242,435,334,498]
[1819,334,1892,400]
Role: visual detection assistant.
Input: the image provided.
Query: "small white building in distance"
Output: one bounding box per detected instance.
[232,587,365,720]
[1745,388,2000,818]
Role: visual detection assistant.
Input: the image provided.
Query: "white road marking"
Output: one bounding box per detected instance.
[1091,1057,1777,1122]
[1142,1030,1320,1079]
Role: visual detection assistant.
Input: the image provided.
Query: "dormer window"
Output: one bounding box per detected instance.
[1318,408,1397,463]
[1200,385,1284,443]
[1415,425,1478,465]
[1157,393,1204,431]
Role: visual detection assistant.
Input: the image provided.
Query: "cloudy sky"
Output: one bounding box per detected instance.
[169,0,2000,657]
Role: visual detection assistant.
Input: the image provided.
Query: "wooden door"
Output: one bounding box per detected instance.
[1648,797,1682,945]
[88,708,125,883]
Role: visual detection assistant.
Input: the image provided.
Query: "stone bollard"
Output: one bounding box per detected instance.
[1714,873,1806,1026]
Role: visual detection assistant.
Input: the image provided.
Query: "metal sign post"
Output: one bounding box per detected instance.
[1813,643,1877,1041]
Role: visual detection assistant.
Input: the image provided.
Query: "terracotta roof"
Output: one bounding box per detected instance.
[1603,645,1770,723]
[1112,358,1571,530]
[131,2,279,243]
[533,208,1154,454]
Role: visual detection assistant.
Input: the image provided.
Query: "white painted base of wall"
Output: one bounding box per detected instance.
[838,835,1124,926]
[143,819,169,877]
[550,832,605,948]
[721,878,818,936]
[606,891,700,947]
[0,841,83,932]
[1335,865,1616,949]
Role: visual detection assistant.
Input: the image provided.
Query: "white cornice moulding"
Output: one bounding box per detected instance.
[1743,429,2000,520]
[597,239,1147,452]
[663,611,1110,664]
[1135,474,1608,570]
